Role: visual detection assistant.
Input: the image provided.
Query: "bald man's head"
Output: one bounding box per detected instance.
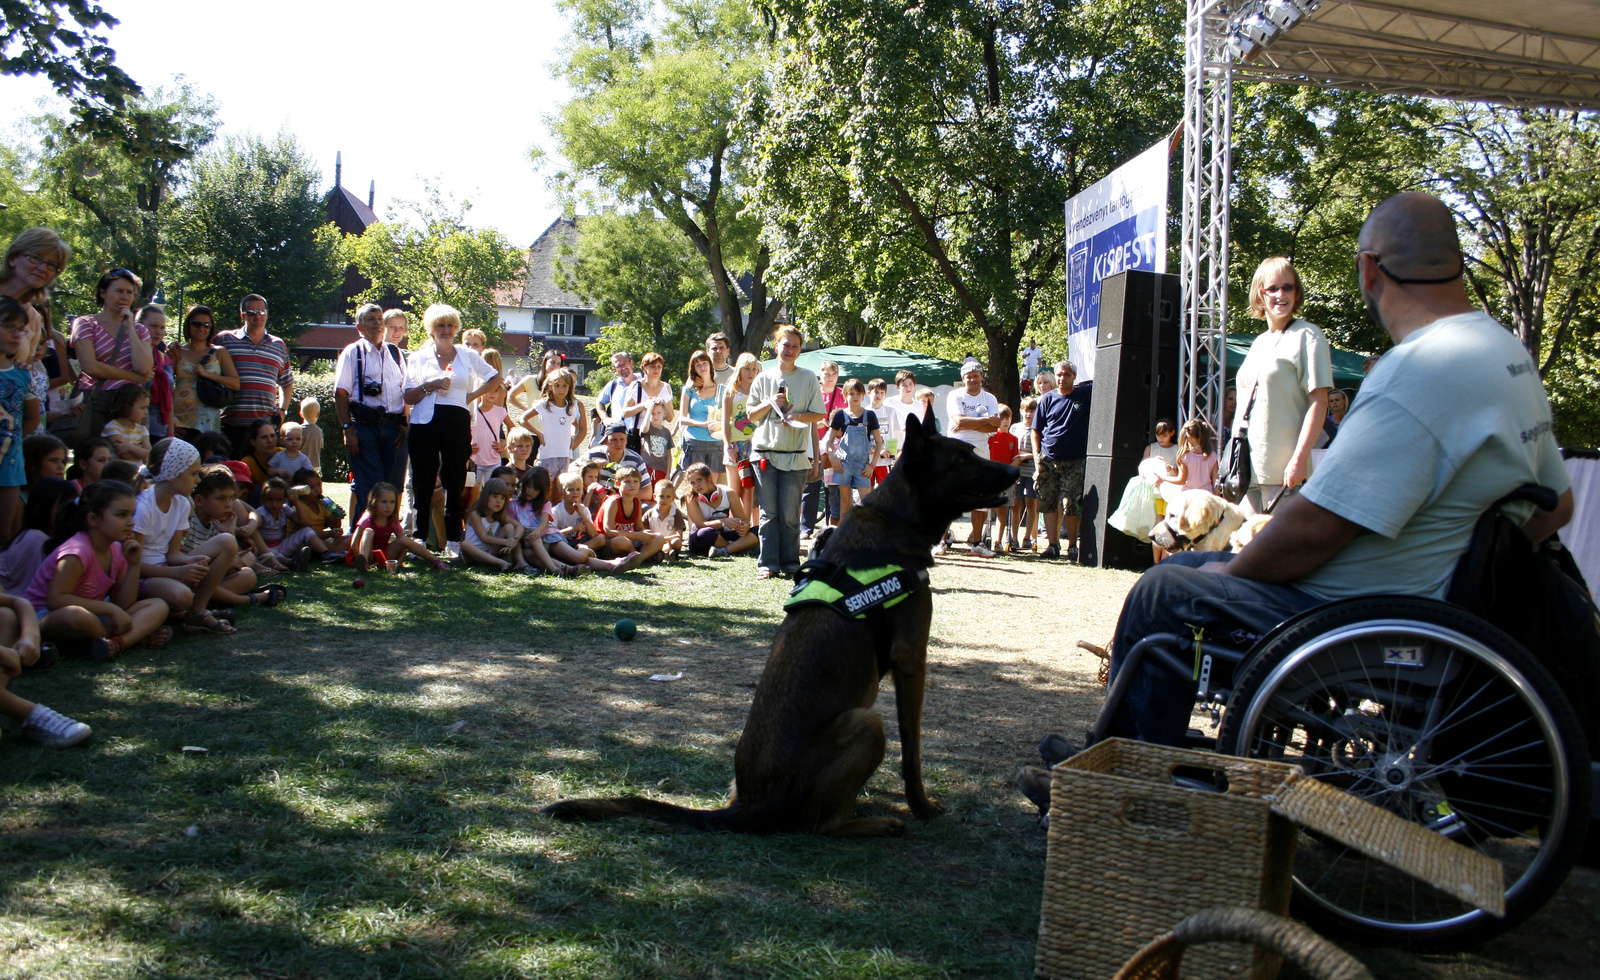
[1359,192,1463,282]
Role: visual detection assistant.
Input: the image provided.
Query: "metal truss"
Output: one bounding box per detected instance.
[1179,0,1233,431]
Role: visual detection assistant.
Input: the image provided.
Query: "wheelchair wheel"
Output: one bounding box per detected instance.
[1217,596,1591,950]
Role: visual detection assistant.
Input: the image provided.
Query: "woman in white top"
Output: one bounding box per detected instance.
[617,351,674,436]
[523,366,585,477]
[1232,257,1333,515]
[403,304,502,554]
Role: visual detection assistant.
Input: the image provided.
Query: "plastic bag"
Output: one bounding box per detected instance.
[1108,476,1158,542]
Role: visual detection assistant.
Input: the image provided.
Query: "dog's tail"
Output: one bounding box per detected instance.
[542,795,760,832]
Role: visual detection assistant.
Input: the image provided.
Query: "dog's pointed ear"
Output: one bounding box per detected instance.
[904,409,924,448]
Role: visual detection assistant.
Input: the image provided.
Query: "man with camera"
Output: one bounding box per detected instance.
[335,303,409,523]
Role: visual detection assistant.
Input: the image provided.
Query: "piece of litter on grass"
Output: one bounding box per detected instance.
[111,666,126,674]
[648,672,683,682]
[181,745,207,755]
[674,639,692,646]
[444,720,467,733]
[185,825,199,838]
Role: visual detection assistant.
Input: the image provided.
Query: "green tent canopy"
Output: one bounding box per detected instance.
[760,345,965,387]
[1211,333,1369,391]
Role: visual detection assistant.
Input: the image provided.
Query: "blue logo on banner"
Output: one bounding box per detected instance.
[1068,242,1090,334]
[1070,206,1163,337]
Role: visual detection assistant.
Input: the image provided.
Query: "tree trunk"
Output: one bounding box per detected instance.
[985,329,1023,412]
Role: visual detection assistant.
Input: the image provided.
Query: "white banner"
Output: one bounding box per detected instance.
[1064,139,1170,382]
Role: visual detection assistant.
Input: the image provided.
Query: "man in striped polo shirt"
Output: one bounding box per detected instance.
[217,293,294,456]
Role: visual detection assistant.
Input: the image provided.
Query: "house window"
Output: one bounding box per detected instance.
[550,312,569,335]
[573,314,587,336]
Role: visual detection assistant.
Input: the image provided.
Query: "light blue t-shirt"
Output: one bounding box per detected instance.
[1295,311,1569,602]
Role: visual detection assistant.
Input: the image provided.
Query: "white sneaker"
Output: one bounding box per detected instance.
[445,540,461,560]
[933,535,951,556]
[19,704,91,748]
[969,543,996,558]
[710,546,730,558]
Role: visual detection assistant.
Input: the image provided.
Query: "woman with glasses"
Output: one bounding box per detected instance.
[1231,257,1333,515]
[69,268,155,443]
[172,306,241,438]
[1,231,74,435]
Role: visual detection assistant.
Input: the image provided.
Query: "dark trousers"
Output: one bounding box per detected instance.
[800,478,839,533]
[1104,552,1321,746]
[223,415,281,458]
[348,414,401,524]
[407,406,471,543]
[388,440,412,530]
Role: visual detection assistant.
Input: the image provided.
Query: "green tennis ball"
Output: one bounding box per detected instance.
[615,618,637,641]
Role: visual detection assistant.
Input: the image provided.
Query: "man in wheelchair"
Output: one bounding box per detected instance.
[1103,192,1574,748]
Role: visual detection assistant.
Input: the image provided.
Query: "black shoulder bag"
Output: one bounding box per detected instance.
[1218,384,1256,504]
[196,348,234,408]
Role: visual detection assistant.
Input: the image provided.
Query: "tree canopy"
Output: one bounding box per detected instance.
[750,0,1184,407]
[164,132,344,338]
[338,184,526,347]
[0,0,140,134]
[547,0,777,356]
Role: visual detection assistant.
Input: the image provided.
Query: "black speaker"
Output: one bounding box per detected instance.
[1086,270,1181,460]
[1081,454,1154,572]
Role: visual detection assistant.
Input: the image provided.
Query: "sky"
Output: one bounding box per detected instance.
[0,0,573,246]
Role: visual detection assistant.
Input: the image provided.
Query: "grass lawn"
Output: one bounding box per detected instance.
[3,545,1597,980]
[0,554,1061,980]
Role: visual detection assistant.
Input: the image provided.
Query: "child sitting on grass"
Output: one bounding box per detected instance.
[180,464,280,610]
[645,478,684,560]
[29,479,172,660]
[577,460,608,514]
[462,477,536,574]
[0,296,39,546]
[0,591,90,747]
[268,421,312,480]
[23,434,68,487]
[597,466,663,565]
[298,397,324,473]
[348,482,446,572]
[100,459,144,492]
[289,468,349,553]
[102,384,152,462]
[66,437,111,493]
[255,477,338,570]
[682,462,757,558]
[545,471,634,574]
[504,426,538,487]
[134,438,238,636]
[509,467,587,577]
[0,478,76,597]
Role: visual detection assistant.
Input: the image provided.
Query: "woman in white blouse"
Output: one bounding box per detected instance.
[403,304,502,556]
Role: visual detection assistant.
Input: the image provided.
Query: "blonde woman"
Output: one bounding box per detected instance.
[403,304,502,557]
[1232,257,1332,515]
[720,351,761,520]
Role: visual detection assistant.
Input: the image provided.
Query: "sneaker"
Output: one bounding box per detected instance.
[969,542,996,558]
[445,541,462,560]
[320,550,346,564]
[1008,537,1022,555]
[1040,543,1061,560]
[1067,545,1080,563]
[19,704,91,748]
[295,545,314,570]
[710,546,730,558]
[1023,537,1035,552]
[933,535,951,556]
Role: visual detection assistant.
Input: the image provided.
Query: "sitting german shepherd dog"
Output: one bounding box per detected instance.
[544,410,1018,836]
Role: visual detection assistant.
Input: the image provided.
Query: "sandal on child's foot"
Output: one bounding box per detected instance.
[183,611,238,635]
[144,625,175,648]
[210,608,237,623]
[428,558,449,571]
[247,588,282,608]
[516,564,541,575]
[351,554,370,572]
[90,636,125,662]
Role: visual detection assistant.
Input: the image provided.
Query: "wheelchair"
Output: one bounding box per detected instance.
[1086,486,1599,951]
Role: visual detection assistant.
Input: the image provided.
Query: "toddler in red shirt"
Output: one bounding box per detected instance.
[986,406,1019,552]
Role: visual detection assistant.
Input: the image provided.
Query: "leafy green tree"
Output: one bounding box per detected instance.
[165,132,343,339]
[0,0,140,132]
[547,0,779,356]
[339,184,525,347]
[27,82,218,306]
[1228,86,1440,355]
[750,0,1184,407]
[554,209,715,377]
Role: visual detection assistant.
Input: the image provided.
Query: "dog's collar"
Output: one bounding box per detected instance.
[785,560,928,619]
[1171,509,1230,551]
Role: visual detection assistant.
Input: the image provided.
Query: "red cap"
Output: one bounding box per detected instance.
[222,460,252,485]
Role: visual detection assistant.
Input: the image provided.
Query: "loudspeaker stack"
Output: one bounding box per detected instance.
[1080,270,1181,571]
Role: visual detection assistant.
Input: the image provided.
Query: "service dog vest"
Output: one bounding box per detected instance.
[785,562,928,619]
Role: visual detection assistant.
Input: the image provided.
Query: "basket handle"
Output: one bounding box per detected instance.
[1111,907,1373,980]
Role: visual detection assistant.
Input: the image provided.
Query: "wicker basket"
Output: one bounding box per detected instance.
[1111,907,1373,980]
[1034,739,1504,980]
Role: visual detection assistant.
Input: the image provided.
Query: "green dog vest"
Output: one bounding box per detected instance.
[785,563,928,619]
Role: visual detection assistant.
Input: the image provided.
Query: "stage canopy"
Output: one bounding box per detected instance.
[1229,1,1600,111]
[761,345,966,387]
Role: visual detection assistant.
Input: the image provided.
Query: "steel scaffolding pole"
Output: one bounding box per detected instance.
[1180,0,1233,432]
